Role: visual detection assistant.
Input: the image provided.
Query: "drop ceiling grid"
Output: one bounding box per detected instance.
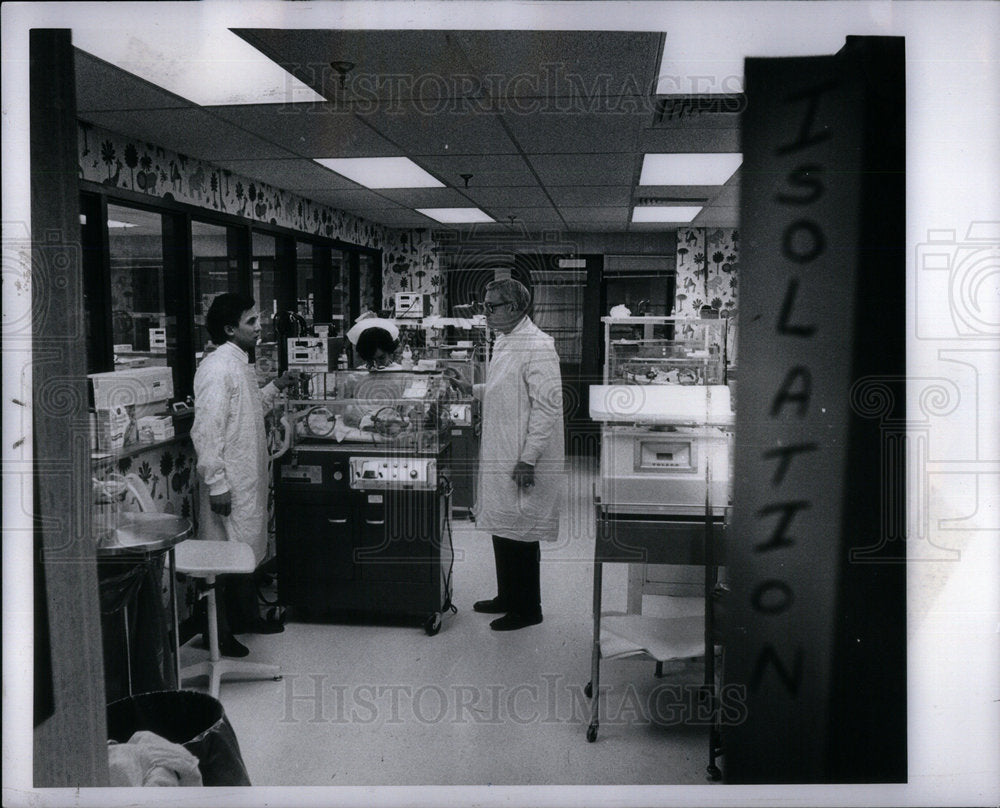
[74,29,741,231]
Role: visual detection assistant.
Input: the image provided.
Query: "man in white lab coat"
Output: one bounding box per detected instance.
[468,278,565,631]
[191,293,296,655]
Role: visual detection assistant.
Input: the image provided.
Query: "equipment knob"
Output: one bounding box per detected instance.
[410,469,419,479]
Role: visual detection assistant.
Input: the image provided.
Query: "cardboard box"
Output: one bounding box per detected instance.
[94,405,131,452]
[137,415,175,443]
[89,367,174,411]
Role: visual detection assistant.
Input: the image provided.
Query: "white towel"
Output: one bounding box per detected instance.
[108,730,203,787]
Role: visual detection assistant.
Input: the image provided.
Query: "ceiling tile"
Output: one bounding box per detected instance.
[210,104,400,158]
[293,188,404,210]
[79,108,295,161]
[234,30,468,102]
[528,153,637,186]
[639,127,741,153]
[415,154,538,188]
[375,188,473,207]
[488,207,564,225]
[357,209,448,228]
[503,111,645,154]
[464,186,551,208]
[363,107,518,157]
[454,32,662,100]
[211,158,360,191]
[694,207,740,227]
[548,186,633,207]
[560,207,631,226]
[75,50,189,111]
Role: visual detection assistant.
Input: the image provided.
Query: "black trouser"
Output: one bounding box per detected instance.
[492,535,541,617]
[220,574,259,634]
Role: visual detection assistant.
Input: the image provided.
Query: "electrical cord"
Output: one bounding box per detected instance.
[439,476,458,616]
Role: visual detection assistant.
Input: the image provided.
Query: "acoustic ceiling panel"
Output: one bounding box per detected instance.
[638,127,741,154]
[527,153,637,186]
[75,51,190,111]
[415,154,539,188]
[559,207,632,226]
[363,107,519,157]
[503,110,646,154]
[548,185,633,207]
[293,187,406,211]
[210,158,361,191]
[373,188,477,207]
[453,31,663,99]
[233,29,470,102]
[209,104,401,158]
[463,186,552,208]
[79,108,296,161]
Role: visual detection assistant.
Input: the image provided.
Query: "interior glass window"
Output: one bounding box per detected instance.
[106,204,173,372]
[192,219,236,358]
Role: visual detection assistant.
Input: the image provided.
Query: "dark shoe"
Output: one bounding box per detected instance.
[490,612,543,631]
[248,617,285,635]
[473,597,509,614]
[219,635,250,658]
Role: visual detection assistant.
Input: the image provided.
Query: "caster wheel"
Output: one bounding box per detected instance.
[424,612,442,636]
[586,724,598,743]
[584,681,593,699]
[706,764,722,781]
[273,675,283,681]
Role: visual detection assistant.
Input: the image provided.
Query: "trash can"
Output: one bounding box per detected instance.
[106,690,251,786]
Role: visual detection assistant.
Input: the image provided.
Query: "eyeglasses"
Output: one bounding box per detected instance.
[483,300,512,314]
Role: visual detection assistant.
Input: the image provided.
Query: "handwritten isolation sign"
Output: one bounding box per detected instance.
[724,52,865,782]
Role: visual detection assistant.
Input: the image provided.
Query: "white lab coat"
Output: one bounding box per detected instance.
[474,316,565,543]
[190,341,279,565]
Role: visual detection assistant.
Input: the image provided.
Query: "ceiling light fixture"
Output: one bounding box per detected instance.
[315,157,444,189]
[72,28,326,106]
[417,208,494,224]
[631,206,703,223]
[639,153,742,186]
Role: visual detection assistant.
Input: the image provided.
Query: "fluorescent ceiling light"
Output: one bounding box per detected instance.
[417,208,494,224]
[639,154,742,186]
[631,207,703,223]
[72,28,325,105]
[106,220,137,229]
[315,158,444,189]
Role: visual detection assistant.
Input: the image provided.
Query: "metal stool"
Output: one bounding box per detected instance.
[174,540,281,698]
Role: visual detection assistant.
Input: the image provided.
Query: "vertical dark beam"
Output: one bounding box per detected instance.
[348,250,361,324]
[275,233,298,312]
[827,35,907,782]
[30,29,110,787]
[163,210,193,398]
[227,223,251,296]
[80,191,112,373]
[313,243,333,323]
[578,254,604,456]
[725,37,906,783]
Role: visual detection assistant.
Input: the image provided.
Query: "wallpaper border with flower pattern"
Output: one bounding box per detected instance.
[79,120,386,249]
[674,227,740,318]
[79,120,448,319]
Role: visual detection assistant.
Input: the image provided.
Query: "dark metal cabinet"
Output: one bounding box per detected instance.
[275,447,452,628]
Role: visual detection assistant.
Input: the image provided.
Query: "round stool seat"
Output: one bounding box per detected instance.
[175,540,255,577]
